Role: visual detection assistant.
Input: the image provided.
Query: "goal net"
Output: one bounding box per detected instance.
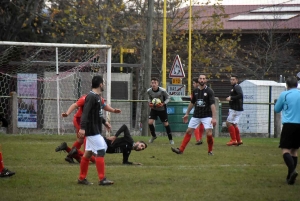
[0,41,112,134]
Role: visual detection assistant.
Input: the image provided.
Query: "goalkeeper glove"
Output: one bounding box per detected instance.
[156,103,164,108]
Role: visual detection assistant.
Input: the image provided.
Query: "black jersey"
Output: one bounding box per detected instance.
[105,125,134,154]
[191,86,215,118]
[80,91,105,136]
[229,84,243,111]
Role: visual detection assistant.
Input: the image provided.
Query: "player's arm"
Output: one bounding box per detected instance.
[209,90,217,126]
[210,104,217,126]
[274,93,285,113]
[61,103,78,117]
[182,102,194,123]
[147,90,154,108]
[103,103,121,113]
[101,118,111,132]
[230,85,243,100]
[183,89,196,120]
[162,90,170,105]
[157,89,170,108]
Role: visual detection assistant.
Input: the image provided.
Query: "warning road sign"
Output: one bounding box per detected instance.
[169,55,185,78]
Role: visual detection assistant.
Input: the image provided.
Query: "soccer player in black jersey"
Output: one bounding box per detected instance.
[171,74,217,155]
[59,124,147,165]
[106,124,147,165]
[226,75,244,146]
[192,77,205,145]
[77,75,121,186]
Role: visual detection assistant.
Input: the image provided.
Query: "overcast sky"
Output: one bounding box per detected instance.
[180,0,300,6]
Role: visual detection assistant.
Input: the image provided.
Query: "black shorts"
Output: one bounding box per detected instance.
[149,109,168,122]
[279,123,300,149]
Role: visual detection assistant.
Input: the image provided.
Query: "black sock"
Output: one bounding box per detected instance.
[292,156,298,169]
[149,124,156,137]
[165,125,172,140]
[283,153,295,179]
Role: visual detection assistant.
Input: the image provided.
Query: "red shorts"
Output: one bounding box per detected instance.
[73,117,81,133]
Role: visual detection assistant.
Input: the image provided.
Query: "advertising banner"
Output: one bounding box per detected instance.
[17,74,37,128]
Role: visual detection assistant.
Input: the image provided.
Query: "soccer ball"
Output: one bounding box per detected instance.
[152,98,162,104]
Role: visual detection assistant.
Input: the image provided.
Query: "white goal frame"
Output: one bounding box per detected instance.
[0,41,112,135]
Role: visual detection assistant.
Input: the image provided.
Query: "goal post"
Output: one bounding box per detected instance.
[0,41,111,134]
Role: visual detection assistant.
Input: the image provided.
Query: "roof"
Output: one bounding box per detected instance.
[178,4,300,32]
[240,80,284,86]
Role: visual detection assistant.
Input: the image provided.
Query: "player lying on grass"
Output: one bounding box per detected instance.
[61,94,115,163]
[55,124,147,165]
[56,117,111,163]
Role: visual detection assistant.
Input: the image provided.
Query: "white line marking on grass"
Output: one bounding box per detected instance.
[12,163,284,169]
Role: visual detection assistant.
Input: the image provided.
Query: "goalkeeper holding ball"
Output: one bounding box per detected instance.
[147,77,174,144]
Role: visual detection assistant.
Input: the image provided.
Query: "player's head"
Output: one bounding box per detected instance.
[133,141,147,151]
[230,74,238,85]
[286,76,298,90]
[151,77,159,90]
[198,74,207,86]
[92,75,105,91]
[192,77,199,89]
[297,72,300,81]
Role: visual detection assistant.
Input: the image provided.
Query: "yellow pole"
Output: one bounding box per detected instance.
[162,0,167,89]
[188,0,192,95]
[120,47,123,73]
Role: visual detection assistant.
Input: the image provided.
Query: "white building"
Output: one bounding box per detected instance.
[239,80,285,135]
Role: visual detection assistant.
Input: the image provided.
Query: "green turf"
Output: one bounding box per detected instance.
[0,134,299,201]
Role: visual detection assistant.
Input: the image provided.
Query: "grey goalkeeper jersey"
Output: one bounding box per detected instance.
[147,87,170,111]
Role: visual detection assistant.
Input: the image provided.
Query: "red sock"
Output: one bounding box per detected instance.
[90,156,96,163]
[95,157,105,181]
[199,124,204,140]
[228,125,236,141]
[66,146,71,153]
[71,149,83,162]
[179,134,192,152]
[77,149,84,157]
[79,156,90,180]
[207,135,214,152]
[194,127,200,141]
[72,141,83,150]
[235,126,241,142]
[0,152,4,172]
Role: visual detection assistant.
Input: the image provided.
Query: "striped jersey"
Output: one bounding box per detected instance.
[147,87,170,111]
[80,91,106,136]
[229,84,244,111]
[191,86,215,118]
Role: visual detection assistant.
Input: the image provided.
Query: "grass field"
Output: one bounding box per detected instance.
[0,134,299,201]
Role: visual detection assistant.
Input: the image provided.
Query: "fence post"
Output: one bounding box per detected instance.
[213,97,220,137]
[274,99,281,138]
[7,92,18,134]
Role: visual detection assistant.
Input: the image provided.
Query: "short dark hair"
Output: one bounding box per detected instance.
[231,74,238,79]
[151,77,159,83]
[286,76,298,89]
[138,140,147,149]
[192,77,199,83]
[199,74,206,78]
[92,75,103,88]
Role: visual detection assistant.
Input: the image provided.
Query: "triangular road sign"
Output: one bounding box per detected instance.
[169,55,185,78]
